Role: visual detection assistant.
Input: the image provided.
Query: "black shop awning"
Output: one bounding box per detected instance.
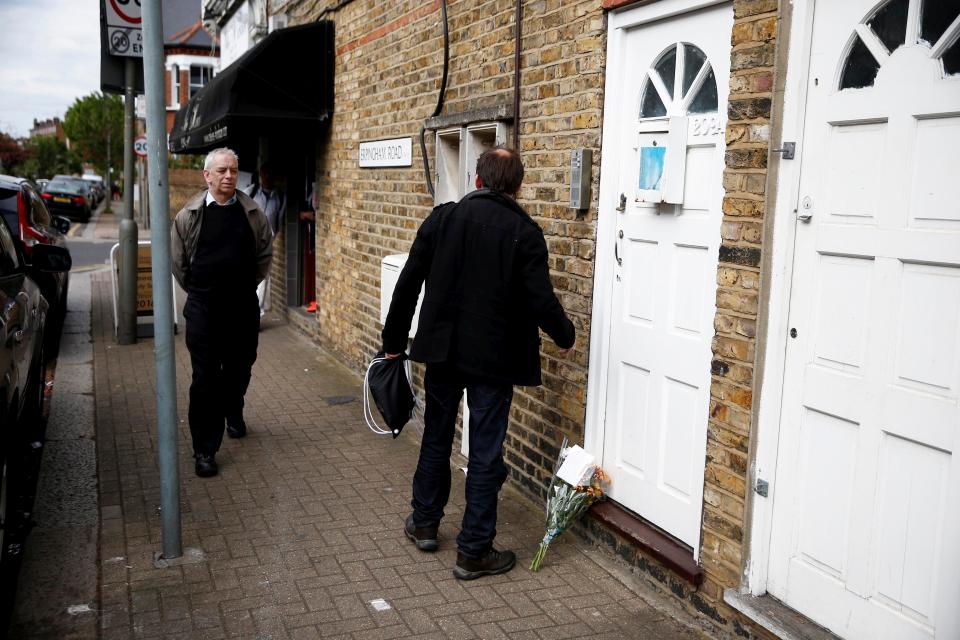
[169,21,334,154]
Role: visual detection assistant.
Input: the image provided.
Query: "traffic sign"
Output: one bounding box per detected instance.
[134,136,148,158]
[105,0,141,26]
[104,0,142,58]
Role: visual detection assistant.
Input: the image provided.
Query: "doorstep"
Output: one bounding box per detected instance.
[589,501,704,585]
[723,589,843,640]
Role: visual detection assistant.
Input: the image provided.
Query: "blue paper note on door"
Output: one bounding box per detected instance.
[638,146,666,191]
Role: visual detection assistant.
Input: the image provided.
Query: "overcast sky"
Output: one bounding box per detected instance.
[0,0,101,138]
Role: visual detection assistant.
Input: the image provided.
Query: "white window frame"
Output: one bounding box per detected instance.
[189,65,214,98]
[171,64,180,108]
[165,54,220,110]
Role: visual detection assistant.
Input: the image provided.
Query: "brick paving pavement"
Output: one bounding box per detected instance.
[90,271,708,640]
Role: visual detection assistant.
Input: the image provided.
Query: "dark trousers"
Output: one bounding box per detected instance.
[412,362,514,559]
[184,291,260,456]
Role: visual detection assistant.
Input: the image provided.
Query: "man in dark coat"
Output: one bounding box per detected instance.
[382,146,575,580]
[171,148,273,478]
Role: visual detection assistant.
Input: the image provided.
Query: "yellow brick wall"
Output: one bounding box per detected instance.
[288,0,605,500]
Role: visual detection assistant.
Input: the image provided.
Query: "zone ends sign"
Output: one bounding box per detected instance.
[104,0,143,58]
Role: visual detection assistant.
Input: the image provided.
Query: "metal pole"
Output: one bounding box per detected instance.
[118,57,139,345]
[141,0,182,559]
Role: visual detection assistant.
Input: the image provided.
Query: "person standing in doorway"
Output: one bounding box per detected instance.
[245,161,286,317]
[171,147,273,478]
[382,146,575,580]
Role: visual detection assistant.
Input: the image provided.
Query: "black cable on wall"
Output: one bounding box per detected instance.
[419,0,450,198]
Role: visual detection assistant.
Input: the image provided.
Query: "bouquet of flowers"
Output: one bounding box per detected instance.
[529,439,609,571]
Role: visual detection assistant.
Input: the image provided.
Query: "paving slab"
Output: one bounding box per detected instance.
[21,269,716,640]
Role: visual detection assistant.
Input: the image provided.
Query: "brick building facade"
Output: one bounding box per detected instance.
[163,0,219,134]
[282,0,777,636]
[29,117,65,141]
[182,0,960,638]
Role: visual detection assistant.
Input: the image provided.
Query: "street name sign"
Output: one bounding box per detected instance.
[104,0,143,57]
[359,138,412,168]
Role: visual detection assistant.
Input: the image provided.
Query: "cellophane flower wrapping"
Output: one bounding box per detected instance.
[529,439,609,571]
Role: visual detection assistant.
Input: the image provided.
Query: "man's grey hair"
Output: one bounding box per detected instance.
[203,147,239,171]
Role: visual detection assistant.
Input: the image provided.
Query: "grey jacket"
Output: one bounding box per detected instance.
[171,189,273,290]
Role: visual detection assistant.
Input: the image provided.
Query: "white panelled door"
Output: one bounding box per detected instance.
[768,1,960,638]
[597,2,732,549]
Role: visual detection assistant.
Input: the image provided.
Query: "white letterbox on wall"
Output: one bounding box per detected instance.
[380,253,424,339]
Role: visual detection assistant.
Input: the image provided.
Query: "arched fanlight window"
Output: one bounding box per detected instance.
[639,43,718,118]
[840,0,960,89]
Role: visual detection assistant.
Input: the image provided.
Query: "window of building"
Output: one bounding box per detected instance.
[190,66,213,97]
[171,64,180,106]
[840,0,960,89]
[639,43,718,119]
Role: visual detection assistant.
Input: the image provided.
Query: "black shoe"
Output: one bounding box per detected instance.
[226,419,247,439]
[453,548,516,580]
[404,514,438,552]
[194,453,218,477]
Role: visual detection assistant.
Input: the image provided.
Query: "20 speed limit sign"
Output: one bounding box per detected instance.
[134,136,148,158]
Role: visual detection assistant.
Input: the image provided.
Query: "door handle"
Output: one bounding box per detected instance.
[614,229,623,266]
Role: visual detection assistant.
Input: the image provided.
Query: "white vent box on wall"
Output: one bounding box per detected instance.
[380,253,424,339]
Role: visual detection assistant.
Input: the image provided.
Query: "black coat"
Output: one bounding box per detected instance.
[381,189,575,386]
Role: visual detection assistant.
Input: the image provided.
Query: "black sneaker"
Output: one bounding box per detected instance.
[226,419,247,439]
[194,453,218,477]
[452,548,516,580]
[404,514,438,552]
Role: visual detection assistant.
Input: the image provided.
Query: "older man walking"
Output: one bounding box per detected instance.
[382,146,575,580]
[171,147,273,477]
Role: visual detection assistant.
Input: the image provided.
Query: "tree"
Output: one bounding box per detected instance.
[0,131,29,174]
[62,92,124,176]
[21,136,82,180]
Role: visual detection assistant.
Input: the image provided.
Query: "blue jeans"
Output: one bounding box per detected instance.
[411,362,514,559]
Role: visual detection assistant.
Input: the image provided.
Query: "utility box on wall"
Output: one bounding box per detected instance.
[380,254,424,338]
[569,148,593,210]
[435,121,507,205]
[435,128,463,204]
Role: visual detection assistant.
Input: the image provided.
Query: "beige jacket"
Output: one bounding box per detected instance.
[170,189,273,290]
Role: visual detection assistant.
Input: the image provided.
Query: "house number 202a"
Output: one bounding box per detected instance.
[691,115,721,137]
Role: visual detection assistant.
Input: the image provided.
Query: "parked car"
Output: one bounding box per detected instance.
[81,175,106,206]
[0,216,71,563]
[0,175,71,330]
[41,178,92,222]
[51,174,101,208]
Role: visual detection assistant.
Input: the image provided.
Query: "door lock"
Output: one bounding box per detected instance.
[616,193,626,212]
[798,196,813,222]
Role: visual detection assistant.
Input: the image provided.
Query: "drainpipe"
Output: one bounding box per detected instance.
[513,0,522,150]
[141,0,182,560]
